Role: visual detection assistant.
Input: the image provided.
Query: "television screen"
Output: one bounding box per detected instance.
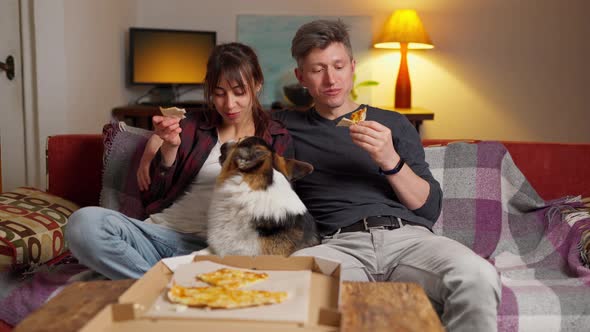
[129,28,216,85]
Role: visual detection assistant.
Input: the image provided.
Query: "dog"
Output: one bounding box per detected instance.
[207,136,320,256]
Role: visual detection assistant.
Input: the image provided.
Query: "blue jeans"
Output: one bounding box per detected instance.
[65,206,207,279]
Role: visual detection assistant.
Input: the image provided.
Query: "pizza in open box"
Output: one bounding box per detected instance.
[168,284,288,309]
[197,268,268,289]
[167,268,288,309]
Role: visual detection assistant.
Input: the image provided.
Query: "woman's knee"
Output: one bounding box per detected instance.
[66,206,114,251]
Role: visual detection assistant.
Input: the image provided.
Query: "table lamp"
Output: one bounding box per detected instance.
[374,10,433,109]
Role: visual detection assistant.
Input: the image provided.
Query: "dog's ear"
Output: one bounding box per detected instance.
[274,155,314,181]
[235,147,271,172]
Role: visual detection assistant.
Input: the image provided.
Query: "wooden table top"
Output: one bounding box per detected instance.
[14,279,135,332]
[15,280,443,331]
[340,282,444,332]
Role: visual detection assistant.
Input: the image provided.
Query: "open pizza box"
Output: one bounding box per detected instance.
[81,255,342,331]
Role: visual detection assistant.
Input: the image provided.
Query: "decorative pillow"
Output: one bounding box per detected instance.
[100,121,152,219]
[0,187,79,272]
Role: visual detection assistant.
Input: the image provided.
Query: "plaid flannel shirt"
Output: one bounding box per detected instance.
[141,111,293,216]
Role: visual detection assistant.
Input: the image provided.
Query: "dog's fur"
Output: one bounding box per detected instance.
[207,136,320,256]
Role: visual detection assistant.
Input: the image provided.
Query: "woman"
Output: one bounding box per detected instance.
[66,43,293,280]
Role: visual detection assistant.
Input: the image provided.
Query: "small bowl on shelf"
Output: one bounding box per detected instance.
[283,84,314,108]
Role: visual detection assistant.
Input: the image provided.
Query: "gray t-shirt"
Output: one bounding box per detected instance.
[273,105,442,235]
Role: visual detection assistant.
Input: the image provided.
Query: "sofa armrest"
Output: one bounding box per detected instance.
[46,134,103,207]
[502,141,590,200]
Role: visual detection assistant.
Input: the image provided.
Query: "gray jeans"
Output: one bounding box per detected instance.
[293,224,501,332]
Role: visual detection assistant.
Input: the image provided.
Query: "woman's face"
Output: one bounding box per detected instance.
[212,74,256,126]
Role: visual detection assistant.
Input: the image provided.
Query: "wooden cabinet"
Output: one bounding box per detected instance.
[112,103,207,130]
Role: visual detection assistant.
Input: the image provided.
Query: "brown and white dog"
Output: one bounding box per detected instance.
[207,136,319,256]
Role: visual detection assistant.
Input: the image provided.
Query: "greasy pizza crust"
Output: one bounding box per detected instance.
[350,107,367,123]
[159,106,187,119]
[336,107,366,127]
[167,284,288,309]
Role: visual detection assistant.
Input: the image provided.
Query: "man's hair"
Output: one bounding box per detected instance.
[291,19,353,67]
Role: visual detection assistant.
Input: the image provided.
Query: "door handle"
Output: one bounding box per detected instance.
[0,55,15,80]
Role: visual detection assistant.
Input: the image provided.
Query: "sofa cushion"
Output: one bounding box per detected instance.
[0,187,79,272]
[100,122,152,219]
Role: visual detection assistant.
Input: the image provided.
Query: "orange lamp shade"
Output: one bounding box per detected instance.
[374,10,434,50]
[374,10,434,109]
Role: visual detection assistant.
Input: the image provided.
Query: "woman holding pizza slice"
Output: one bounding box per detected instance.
[65,43,293,280]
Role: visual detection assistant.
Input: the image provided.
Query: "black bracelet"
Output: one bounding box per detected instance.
[379,158,405,175]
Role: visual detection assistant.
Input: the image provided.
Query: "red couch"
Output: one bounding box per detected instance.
[46,135,590,207]
[0,134,584,332]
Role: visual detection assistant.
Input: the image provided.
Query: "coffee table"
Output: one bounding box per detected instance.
[15,280,443,331]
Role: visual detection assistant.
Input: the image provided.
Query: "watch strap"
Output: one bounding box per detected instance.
[379,158,405,175]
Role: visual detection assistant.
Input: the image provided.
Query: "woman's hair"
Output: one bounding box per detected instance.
[204,42,270,137]
[291,19,353,68]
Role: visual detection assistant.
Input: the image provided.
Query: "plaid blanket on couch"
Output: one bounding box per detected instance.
[425,141,590,332]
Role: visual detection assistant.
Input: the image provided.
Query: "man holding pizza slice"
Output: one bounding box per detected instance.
[273,20,501,332]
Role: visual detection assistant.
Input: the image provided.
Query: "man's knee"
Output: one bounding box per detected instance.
[450,255,501,301]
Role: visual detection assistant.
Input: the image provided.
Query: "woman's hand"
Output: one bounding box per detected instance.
[152,115,182,168]
[153,115,182,147]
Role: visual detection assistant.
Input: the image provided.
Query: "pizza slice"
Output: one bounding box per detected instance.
[167,284,288,309]
[336,107,367,127]
[197,268,269,289]
[159,106,187,119]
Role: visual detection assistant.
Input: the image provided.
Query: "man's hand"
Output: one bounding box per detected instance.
[351,120,431,210]
[153,115,182,147]
[349,121,400,170]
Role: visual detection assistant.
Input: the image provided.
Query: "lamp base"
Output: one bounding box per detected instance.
[394,93,412,109]
[394,43,411,109]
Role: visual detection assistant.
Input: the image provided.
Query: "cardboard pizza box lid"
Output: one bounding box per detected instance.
[81,255,341,332]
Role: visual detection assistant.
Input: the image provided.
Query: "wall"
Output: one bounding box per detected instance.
[28,0,590,187]
[32,0,138,188]
[133,0,590,143]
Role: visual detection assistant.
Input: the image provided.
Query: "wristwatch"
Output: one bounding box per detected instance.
[378,157,405,175]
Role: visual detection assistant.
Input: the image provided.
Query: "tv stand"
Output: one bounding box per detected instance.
[112,103,207,130]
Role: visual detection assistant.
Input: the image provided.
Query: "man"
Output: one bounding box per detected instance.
[273,20,501,332]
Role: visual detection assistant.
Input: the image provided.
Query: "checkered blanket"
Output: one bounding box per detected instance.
[425,141,590,332]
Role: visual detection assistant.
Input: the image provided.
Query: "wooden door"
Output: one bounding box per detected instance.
[0,0,26,191]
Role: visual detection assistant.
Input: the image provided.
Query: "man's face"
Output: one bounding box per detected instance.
[295,42,355,111]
